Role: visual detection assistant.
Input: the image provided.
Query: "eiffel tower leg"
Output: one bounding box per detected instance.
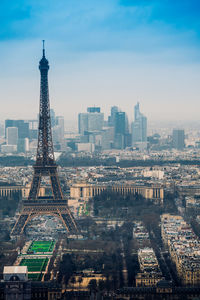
[11,214,23,235]
[21,212,32,234]
[65,207,78,230]
[50,171,63,200]
[11,212,30,236]
[57,209,70,233]
[58,206,78,233]
[28,170,41,200]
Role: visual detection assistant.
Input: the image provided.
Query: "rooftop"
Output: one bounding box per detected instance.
[3,266,28,274]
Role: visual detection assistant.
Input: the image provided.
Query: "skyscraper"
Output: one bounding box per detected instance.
[114,112,126,135]
[17,138,29,153]
[87,107,101,113]
[101,127,115,150]
[6,127,18,145]
[56,116,65,139]
[78,107,104,135]
[114,112,126,149]
[50,109,56,127]
[5,120,29,139]
[132,102,147,149]
[108,106,119,127]
[172,129,185,150]
[78,113,87,135]
[2,127,18,153]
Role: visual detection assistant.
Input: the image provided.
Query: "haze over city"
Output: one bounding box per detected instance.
[1,0,200,124]
[2,1,200,299]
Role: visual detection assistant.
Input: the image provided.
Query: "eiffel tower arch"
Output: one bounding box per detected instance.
[11,42,78,236]
[11,201,78,235]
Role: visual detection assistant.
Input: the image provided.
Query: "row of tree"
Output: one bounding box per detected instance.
[58,153,200,167]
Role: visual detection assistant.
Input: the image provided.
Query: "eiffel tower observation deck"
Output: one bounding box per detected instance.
[11,42,78,236]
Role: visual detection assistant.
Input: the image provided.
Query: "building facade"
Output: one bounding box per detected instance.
[78,107,104,135]
[70,182,164,204]
[161,214,200,286]
[5,119,29,139]
[172,129,185,150]
[132,103,147,149]
[6,127,18,145]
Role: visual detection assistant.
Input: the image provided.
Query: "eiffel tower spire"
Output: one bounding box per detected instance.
[11,42,78,236]
[36,40,54,166]
[42,40,45,57]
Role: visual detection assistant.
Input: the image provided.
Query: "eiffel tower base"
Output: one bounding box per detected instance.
[11,200,77,236]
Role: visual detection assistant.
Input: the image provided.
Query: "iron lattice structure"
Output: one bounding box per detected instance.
[11,43,78,235]
[28,46,63,201]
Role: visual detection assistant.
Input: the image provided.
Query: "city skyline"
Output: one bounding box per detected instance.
[2,1,200,295]
[1,0,200,122]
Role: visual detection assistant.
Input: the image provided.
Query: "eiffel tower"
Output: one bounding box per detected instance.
[11,42,78,236]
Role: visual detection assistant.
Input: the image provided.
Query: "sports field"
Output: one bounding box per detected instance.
[28,240,55,253]
[20,257,49,272]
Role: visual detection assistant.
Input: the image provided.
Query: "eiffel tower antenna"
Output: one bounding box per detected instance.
[11,43,78,236]
[42,40,45,56]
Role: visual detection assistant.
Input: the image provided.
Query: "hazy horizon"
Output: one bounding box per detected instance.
[1,0,200,123]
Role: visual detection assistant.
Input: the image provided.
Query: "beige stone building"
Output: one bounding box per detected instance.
[136,248,164,287]
[136,272,164,287]
[0,184,45,198]
[161,214,200,286]
[70,182,164,204]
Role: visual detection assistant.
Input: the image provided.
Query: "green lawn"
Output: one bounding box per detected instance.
[27,240,55,253]
[20,257,49,272]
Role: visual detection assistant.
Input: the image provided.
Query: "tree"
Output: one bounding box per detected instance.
[58,254,76,284]
[88,279,97,291]
[70,276,76,285]
[98,280,106,291]
[78,276,83,288]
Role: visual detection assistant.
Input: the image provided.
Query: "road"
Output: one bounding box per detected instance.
[120,239,128,286]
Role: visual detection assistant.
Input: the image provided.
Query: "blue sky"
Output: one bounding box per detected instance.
[1,0,200,125]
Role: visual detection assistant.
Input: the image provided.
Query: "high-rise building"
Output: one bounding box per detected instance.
[50,109,56,127]
[108,106,119,126]
[27,120,38,141]
[88,113,104,132]
[101,127,115,150]
[87,107,100,113]
[53,125,63,146]
[78,113,88,135]
[172,129,185,150]
[108,107,130,149]
[52,116,65,147]
[0,123,4,137]
[114,112,127,149]
[56,116,65,139]
[5,120,29,139]
[114,112,126,135]
[17,138,29,153]
[132,102,147,149]
[6,127,18,145]
[28,120,38,130]
[78,107,104,135]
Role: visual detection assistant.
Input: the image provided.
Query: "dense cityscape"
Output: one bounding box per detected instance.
[1,1,200,299]
[0,102,187,154]
[1,80,200,299]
